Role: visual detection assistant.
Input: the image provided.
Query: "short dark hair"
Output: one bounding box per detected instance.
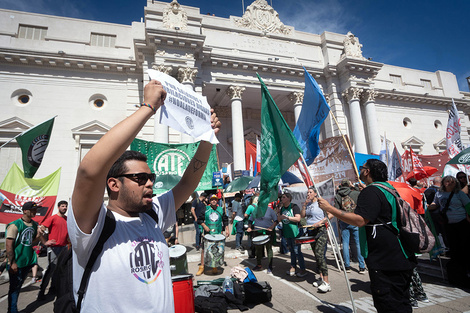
[365,159,388,182]
[106,150,148,194]
[408,177,418,186]
[282,192,292,201]
[57,200,68,207]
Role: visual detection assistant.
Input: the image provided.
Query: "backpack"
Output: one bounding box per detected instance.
[53,208,158,313]
[374,184,435,254]
[340,194,356,213]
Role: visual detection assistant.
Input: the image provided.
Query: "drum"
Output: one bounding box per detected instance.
[295,236,316,245]
[204,234,225,268]
[252,235,270,245]
[169,244,188,276]
[172,274,194,313]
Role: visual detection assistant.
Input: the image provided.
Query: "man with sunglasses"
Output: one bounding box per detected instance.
[319,159,415,313]
[69,80,221,312]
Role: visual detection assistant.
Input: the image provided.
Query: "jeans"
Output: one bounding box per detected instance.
[39,246,66,296]
[8,264,33,313]
[194,221,201,248]
[286,238,305,270]
[235,221,244,248]
[340,221,365,269]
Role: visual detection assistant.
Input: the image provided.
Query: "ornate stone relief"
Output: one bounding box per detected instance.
[342,87,363,102]
[288,91,304,104]
[363,89,378,102]
[178,67,198,84]
[340,32,365,60]
[233,0,292,35]
[152,63,173,75]
[163,0,188,31]
[227,85,245,100]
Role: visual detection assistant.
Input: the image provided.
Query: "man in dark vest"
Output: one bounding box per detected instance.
[319,159,415,313]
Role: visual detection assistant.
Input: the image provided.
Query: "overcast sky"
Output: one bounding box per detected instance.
[1,0,469,92]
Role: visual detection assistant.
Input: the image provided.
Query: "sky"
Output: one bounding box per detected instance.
[1,0,469,92]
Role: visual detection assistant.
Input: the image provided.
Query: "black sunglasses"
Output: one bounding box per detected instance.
[115,173,156,185]
[359,166,369,171]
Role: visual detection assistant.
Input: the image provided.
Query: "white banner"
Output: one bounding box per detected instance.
[148,69,218,144]
[446,100,463,158]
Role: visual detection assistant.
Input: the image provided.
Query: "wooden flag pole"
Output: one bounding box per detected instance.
[328,110,360,181]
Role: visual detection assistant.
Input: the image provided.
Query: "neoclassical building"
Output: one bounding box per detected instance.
[1,0,470,202]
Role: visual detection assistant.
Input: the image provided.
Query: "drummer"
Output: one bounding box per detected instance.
[301,186,334,293]
[196,194,229,276]
[247,203,278,274]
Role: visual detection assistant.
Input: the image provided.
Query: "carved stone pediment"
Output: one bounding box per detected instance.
[163,0,188,31]
[401,136,425,153]
[340,32,366,60]
[0,117,33,144]
[233,0,292,35]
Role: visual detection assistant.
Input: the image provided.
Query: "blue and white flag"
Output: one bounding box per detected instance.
[293,68,331,165]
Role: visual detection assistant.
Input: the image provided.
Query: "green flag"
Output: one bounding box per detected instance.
[130,139,218,194]
[447,146,470,165]
[16,117,55,178]
[256,74,303,218]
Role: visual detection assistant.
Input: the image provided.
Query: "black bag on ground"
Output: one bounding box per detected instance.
[243,281,272,304]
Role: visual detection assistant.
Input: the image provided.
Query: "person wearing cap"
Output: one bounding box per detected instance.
[6,201,49,313]
[334,179,366,274]
[69,81,221,312]
[191,192,208,251]
[196,194,229,275]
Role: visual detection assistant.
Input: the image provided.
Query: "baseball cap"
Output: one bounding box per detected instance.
[22,201,38,211]
[210,194,218,200]
[341,179,350,187]
[200,192,208,198]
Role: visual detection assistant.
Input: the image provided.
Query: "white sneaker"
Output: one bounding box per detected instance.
[31,277,37,284]
[312,279,322,287]
[318,281,331,293]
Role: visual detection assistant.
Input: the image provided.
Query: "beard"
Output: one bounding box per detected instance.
[119,184,152,214]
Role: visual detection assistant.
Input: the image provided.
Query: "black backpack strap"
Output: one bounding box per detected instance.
[76,209,116,311]
[144,208,159,224]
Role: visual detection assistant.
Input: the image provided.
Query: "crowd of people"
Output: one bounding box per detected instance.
[3,80,469,313]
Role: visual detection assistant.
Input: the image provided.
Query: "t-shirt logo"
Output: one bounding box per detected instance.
[129,237,164,284]
[209,211,220,222]
[20,227,34,246]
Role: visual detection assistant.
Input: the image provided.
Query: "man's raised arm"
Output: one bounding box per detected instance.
[71,81,166,233]
[172,110,221,210]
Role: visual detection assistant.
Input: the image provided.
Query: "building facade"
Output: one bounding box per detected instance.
[1,0,470,204]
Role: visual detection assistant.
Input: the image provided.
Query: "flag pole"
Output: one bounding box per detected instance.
[384,132,389,165]
[0,116,58,149]
[298,153,357,313]
[328,110,360,181]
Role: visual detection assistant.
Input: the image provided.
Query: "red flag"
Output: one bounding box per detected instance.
[294,158,314,187]
[409,148,428,180]
[245,140,256,172]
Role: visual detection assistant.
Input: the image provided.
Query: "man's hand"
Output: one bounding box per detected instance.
[203,225,210,233]
[45,239,57,247]
[9,262,18,274]
[210,109,221,135]
[143,80,167,112]
[318,198,334,212]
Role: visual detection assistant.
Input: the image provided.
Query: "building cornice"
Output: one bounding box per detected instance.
[376,89,470,108]
[0,48,138,72]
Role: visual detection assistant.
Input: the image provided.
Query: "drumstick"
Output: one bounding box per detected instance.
[301,224,317,228]
[254,226,271,231]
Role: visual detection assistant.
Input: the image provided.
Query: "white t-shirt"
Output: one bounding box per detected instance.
[68,191,176,312]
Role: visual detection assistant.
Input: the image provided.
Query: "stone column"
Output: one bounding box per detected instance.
[362,89,381,154]
[227,85,246,172]
[152,64,173,143]
[342,87,367,153]
[289,91,304,123]
[178,67,198,143]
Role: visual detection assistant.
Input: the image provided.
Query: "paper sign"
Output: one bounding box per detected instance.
[147,69,218,144]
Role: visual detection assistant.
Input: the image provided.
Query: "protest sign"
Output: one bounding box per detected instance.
[147,69,218,144]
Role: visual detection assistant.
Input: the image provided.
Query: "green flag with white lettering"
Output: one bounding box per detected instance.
[130,139,218,194]
[16,117,55,178]
[256,74,303,218]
